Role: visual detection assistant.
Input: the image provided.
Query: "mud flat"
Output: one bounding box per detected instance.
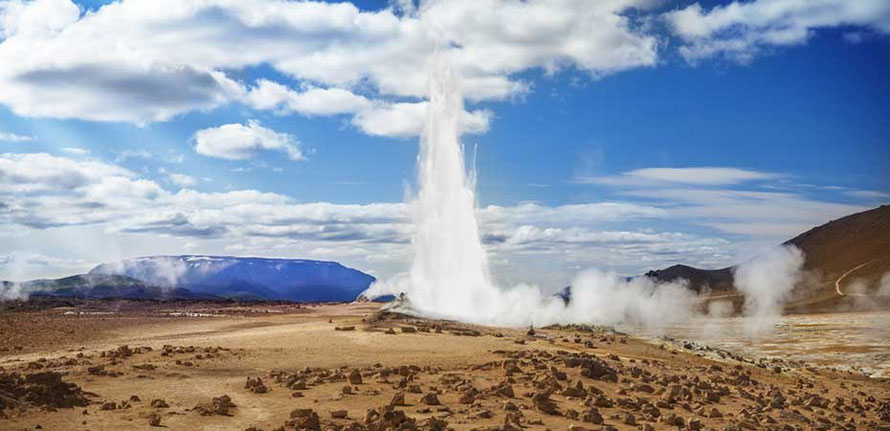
[623,310,890,379]
[0,301,888,431]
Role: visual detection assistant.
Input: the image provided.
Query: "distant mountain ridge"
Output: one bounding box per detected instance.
[644,264,733,293]
[9,273,217,300]
[89,255,376,301]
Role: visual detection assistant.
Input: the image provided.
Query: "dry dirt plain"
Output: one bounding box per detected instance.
[1,300,888,431]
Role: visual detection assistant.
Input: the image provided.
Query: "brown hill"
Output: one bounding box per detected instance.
[646,204,890,311]
[644,264,733,293]
[785,204,890,278]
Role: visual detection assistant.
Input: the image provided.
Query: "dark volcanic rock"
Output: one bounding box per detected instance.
[0,371,89,410]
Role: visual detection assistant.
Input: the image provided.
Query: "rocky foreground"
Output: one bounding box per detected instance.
[0,302,888,431]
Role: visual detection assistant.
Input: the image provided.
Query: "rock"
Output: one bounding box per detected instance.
[661,413,683,427]
[348,370,363,385]
[635,384,655,393]
[582,408,603,424]
[331,410,348,419]
[245,377,269,393]
[288,408,320,431]
[533,391,560,415]
[623,413,636,425]
[401,327,417,333]
[494,382,515,398]
[195,395,234,416]
[0,371,90,409]
[391,392,406,406]
[422,417,449,431]
[592,395,613,408]
[148,412,161,426]
[100,401,117,410]
[421,392,440,405]
[150,399,169,408]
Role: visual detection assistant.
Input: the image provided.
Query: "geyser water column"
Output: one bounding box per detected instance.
[362,56,700,329]
[406,57,503,319]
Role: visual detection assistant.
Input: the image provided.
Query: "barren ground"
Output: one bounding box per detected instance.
[1,300,888,431]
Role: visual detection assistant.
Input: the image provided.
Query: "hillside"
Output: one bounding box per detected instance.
[646,205,890,310]
[11,274,216,300]
[644,264,733,293]
[89,255,376,301]
[785,204,890,278]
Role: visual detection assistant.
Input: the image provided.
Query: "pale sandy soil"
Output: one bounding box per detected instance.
[1,302,888,431]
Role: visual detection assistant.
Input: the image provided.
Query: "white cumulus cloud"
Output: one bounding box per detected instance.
[0,131,33,142]
[193,120,303,161]
[666,0,890,62]
[583,167,782,186]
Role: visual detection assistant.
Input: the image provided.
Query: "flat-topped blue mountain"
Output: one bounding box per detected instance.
[89,255,376,301]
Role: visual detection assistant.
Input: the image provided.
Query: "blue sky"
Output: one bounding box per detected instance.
[1,0,888,288]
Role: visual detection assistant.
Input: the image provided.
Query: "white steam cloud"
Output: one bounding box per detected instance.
[0,252,35,300]
[880,272,890,295]
[0,281,27,301]
[93,256,190,288]
[732,245,805,336]
[362,55,697,329]
[363,55,815,336]
[368,269,697,328]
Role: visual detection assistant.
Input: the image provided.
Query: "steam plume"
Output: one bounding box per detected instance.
[362,56,697,329]
[0,252,32,300]
[732,245,804,336]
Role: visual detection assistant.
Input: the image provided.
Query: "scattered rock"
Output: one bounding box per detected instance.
[390,392,406,406]
[288,408,320,431]
[421,392,440,405]
[348,370,363,385]
[245,376,269,393]
[194,395,235,416]
[0,371,89,410]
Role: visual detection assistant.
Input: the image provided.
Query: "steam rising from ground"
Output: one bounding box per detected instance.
[732,245,804,335]
[361,55,821,334]
[363,57,698,329]
[1,253,31,300]
[0,281,27,301]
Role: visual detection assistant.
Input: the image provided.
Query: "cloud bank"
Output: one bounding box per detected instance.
[0,0,661,136]
[6,150,860,283]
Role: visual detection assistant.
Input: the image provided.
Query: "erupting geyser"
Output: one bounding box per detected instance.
[363,56,504,320]
[406,59,502,318]
[361,57,698,328]
[362,56,804,331]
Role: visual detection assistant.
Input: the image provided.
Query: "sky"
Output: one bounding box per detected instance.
[0,0,889,289]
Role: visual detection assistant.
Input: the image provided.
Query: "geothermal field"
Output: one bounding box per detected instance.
[1,59,889,431]
[2,2,890,431]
